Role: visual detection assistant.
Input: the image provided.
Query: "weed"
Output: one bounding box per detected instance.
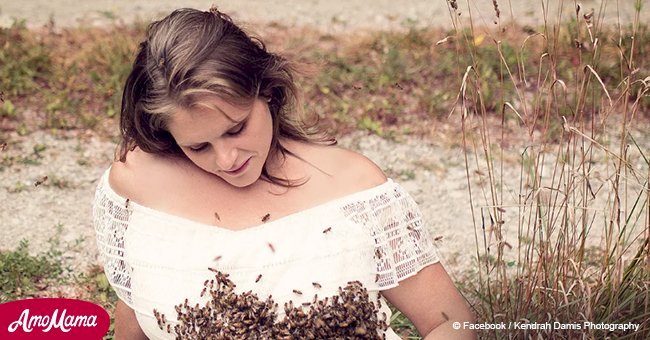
[0,240,65,302]
[0,20,51,97]
[450,1,650,338]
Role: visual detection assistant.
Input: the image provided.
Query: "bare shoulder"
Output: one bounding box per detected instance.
[305,143,387,191]
[340,147,387,189]
[108,147,189,202]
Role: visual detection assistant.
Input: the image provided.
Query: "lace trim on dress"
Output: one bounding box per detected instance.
[92,170,133,306]
[342,185,439,289]
[92,168,439,307]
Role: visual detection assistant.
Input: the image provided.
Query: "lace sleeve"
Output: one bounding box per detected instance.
[342,182,439,289]
[92,170,133,307]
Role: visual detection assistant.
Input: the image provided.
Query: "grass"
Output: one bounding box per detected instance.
[446,0,650,339]
[0,239,65,302]
[2,14,645,140]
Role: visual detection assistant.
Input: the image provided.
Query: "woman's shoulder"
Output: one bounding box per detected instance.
[108,147,191,203]
[297,141,388,194]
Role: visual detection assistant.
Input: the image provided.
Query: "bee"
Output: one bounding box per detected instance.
[125,198,130,208]
[267,242,275,253]
[214,211,221,221]
[255,274,262,283]
[354,326,368,335]
[441,311,450,321]
[208,267,219,273]
[292,289,303,295]
[312,282,322,289]
[213,255,222,261]
[261,213,271,222]
[322,227,332,234]
[434,235,443,241]
[394,82,403,90]
[34,176,48,187]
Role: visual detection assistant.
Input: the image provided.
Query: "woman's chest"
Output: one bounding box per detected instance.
[162,172,347,230]
[122,213,392,338]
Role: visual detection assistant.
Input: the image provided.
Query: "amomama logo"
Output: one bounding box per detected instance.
[0,298,109,339]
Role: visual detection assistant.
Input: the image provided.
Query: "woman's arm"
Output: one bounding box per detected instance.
[114,299,148,340]
[381,263,477,339]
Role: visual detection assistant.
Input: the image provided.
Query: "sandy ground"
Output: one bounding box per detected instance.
[0,1,648,287]
[1,0,647,32]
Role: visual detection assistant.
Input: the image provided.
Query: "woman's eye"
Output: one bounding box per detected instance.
[227,122,246,136]
[189,144,207,152]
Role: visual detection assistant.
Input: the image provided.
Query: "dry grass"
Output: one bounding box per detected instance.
[446,0,650,338]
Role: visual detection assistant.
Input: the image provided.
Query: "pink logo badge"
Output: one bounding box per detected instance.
[0,298,110,339]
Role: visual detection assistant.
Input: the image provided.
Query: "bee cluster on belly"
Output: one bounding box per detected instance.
[153,269,388,339]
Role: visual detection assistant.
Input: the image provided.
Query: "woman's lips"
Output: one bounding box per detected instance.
[224,158,251,175]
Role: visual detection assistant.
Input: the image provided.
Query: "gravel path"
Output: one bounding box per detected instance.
[1,1,648,284]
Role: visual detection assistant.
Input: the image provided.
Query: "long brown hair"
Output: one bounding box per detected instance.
[118,7,335,187]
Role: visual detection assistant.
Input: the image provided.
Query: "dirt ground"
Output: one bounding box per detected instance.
[1,0,647,31]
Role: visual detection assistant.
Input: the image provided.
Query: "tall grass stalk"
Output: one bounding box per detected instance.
[447,0,650,338]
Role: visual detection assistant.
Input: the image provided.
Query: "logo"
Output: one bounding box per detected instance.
[0,298,110,339]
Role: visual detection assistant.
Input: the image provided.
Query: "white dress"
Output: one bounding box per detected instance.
[92,167,439,339]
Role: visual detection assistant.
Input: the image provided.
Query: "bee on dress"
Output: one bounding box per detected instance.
[292,289,302,295]
[255,274,262,283]
[267,242,275,253]
[312,282,322,289]
[322,227,332,234]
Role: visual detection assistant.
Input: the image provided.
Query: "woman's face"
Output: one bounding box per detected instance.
[167,95,274,188]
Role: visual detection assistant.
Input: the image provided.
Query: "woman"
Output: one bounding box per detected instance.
[93,7,475,339]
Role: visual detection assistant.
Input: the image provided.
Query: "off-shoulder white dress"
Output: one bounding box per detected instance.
[92,167,439,339]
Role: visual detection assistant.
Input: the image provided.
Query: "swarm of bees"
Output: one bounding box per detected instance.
[154,269,388,339]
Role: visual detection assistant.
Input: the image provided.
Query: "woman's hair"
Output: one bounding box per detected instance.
[118,7,336,187]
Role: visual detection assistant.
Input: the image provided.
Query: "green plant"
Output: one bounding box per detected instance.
[0,20,51,97]
[0,240,65,302]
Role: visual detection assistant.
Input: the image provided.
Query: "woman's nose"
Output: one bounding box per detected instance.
[213,141,238,171]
